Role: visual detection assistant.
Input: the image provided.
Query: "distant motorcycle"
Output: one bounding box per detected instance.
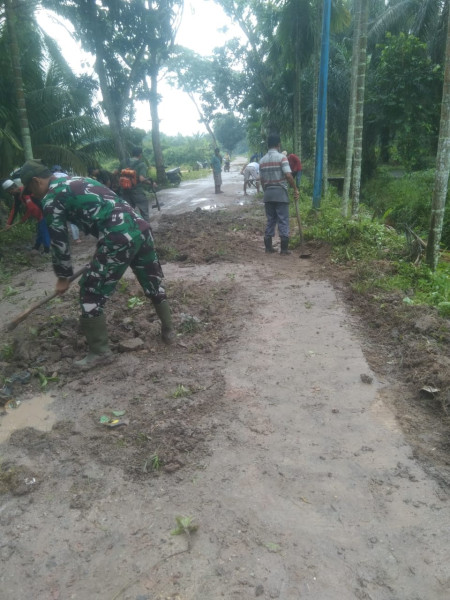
[166,167,182,185]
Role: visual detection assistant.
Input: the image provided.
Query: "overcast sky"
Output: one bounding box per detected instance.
[39,0,243,136]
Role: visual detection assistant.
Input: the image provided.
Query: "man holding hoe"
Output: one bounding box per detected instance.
[19,159,175,369]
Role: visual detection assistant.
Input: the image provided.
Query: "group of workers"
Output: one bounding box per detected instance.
[1,135,301,371]
[1,151,173,371]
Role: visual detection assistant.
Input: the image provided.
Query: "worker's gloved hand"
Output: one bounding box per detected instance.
[56,278,70,295]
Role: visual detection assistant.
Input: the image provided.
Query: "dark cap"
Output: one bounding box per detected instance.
[20,160,50,188]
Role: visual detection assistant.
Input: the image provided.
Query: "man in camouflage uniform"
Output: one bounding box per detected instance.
[19,159,175,369]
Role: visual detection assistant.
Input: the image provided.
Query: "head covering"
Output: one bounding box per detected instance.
[282,150,288,156]
[2,179,15,191]
[13,178,22,187]
[19,159,50,188]
[51,165,63,173]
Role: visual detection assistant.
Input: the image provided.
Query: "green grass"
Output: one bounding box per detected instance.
[292,189,450,316]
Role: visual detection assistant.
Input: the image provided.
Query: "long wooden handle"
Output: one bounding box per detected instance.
[294,194,304,248]
[6,266,88,331]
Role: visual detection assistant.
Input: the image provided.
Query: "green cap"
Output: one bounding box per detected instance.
[19,160,50,188]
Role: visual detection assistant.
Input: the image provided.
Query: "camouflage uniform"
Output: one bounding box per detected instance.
[42,176,166,317]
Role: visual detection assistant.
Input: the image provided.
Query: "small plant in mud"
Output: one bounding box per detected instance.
[172,384,191,398]
[150,453,161,470]
[171,515,198,536]
[142,452,162,472]
[1,343,14,360]
[117,279,129,293]
[179,313,202,334]
[32,367,59,389]
[49,296,62,306]
[2,285,19,299]
[127,296,145,309]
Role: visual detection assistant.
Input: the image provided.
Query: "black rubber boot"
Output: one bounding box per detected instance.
[153,300,176,344]
[75,314,113,370]
[280,237,291,255]
[264,236,276,253]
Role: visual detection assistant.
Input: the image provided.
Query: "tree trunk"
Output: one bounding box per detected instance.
[95,51,127,164]
[293,60,302,158]
[342,0,361,216]
[426,7,450,270]
[146,74,166,184]
[5,0,33,160]
[351,0,369,217]
[86,0,127,165]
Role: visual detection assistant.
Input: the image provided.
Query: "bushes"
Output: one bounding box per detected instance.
[363,168,450,248]
[297,192,407,262]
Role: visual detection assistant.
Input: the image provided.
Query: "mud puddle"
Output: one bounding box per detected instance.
[0,393,56,443]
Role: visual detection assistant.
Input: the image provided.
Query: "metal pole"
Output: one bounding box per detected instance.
[312,0,331,209]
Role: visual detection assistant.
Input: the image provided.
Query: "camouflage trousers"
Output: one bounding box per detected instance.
[79,208,166,317]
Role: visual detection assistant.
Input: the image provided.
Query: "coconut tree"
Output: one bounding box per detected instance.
[0,0,103,175]
[350,0,368,216]
[342,0,361,216]
[426,4,450,270]
[4,0,33,160]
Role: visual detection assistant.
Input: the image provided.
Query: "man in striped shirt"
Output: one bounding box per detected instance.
[259,133,299,255]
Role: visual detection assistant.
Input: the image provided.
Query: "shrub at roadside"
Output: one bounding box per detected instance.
[364,169,450,248]
[293,192,450,318]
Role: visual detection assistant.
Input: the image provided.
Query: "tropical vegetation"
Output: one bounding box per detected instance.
[0,0,449,271]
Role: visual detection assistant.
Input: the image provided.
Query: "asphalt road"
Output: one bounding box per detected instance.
[151,156,251,218]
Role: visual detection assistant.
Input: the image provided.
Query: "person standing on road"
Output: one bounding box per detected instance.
[259,133,299,255]
[211,148,223,194]
[120,147,153,222]
[19,159,176,370]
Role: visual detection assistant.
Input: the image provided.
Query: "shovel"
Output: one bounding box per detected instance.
[6,266,88,331]
[152,191,162,211]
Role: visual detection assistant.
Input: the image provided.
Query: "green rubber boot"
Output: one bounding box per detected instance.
[264,236,276,253]
[280,237,291,255]
[153,300,176,344]
[74,314,113,370]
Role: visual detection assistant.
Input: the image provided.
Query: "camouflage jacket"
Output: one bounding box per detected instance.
[42,176,148,278]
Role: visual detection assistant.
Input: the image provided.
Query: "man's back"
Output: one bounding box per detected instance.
[259,149,291,190]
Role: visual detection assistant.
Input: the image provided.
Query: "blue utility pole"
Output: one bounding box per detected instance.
[313,0,331,209]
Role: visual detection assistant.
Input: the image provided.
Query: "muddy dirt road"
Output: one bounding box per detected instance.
[0,165,448,600]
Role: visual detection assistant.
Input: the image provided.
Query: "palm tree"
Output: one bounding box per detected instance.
[0,1,107,175]
[4,0,33,160]
[342,0,361,216]
[426,4,450,270]
[351,0,368,216]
